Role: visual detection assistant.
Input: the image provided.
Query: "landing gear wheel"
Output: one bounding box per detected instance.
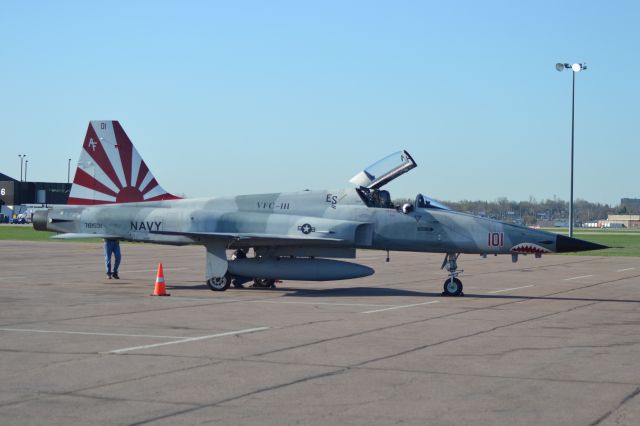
[442,277,463,297]
[252,278,276,288]
[207,273,231,291]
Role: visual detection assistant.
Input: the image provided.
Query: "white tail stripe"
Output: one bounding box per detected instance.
[77,148,121,193]
[93,122,127,188]
[143,185,166,200]
[138,170,154,192]
[130,148,142,189]
[69,184,116,202]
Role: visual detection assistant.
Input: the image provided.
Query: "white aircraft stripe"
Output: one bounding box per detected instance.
[69,183,116,202]
[76,148,120,193]
[130,146,142,189]
[143,184,166,200]
[138,170,154,192]
[92,121,127,188]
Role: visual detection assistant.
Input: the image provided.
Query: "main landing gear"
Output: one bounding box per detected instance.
[252,278,276,288]
[441,253,464,297]
[207,273,232,291]
[206,249,277,291]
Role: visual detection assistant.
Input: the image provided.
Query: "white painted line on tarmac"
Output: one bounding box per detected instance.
[361,300,440,314]
[488,285,534,294]
[563,275,594,281]
[108,327,269,354]
[248,300,390,308]
[616,267,636,272]
[0,328,183,339]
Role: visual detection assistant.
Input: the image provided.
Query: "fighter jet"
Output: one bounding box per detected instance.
[33,121,607,296]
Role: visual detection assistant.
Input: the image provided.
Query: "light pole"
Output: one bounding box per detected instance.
[25,160,28,181]
[18,154,26,182]
[556,62,587,238]
[67,158,71,183]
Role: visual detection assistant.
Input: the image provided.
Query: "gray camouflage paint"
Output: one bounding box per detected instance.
[35,185,600,284]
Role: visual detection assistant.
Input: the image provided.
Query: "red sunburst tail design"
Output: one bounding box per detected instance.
[67,121,181,205]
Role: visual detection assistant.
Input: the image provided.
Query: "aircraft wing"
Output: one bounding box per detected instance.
[150,230,347,246]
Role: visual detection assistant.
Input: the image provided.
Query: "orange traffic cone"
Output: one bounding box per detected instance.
[151,263,170,296]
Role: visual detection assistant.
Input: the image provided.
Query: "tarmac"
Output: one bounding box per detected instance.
[1,240,639,425]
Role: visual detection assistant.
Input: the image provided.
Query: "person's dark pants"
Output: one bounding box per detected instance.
[104,240,121,275]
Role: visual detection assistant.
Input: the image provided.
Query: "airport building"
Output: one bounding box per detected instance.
[603,214,640,228]
[0,172,71,221]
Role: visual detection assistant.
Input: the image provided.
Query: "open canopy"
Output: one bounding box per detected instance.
[349,150,417,190]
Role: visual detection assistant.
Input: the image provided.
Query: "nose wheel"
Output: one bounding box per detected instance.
[441,253,464,296]
[443,277,463,296]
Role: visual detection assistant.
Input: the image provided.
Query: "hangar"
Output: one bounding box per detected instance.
[0,172,71,221]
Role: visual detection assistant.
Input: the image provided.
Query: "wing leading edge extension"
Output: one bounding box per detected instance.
[150,230,348,246]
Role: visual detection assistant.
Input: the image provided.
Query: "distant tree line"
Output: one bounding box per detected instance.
[394,196,636,226]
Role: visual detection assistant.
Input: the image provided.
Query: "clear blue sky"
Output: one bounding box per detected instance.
[1,1,638,205]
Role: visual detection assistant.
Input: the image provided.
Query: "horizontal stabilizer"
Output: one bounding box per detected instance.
[52,233,120,240]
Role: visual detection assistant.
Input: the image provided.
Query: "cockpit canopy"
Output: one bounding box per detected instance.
[349,150,416,190]
[350,150,451,211]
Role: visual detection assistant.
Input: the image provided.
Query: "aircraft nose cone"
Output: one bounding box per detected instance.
[555,234,608,253]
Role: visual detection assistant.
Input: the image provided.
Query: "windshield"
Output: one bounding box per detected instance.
[349,150,416,189]
[415,194,451,210]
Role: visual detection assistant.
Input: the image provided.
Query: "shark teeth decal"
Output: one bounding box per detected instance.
[510,243,551,254]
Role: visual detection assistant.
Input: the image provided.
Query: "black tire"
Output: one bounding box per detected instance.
[207,273,231,291]
[252,278,276,288]
[442,277,463,296]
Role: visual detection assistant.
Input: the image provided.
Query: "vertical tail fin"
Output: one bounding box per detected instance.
[67,121,180,205]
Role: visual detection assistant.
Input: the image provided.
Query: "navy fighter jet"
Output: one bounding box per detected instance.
[33,121,606,296]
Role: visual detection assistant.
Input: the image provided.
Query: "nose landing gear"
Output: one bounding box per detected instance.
[441,253,464,296]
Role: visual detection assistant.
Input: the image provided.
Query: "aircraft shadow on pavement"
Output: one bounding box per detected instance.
[165,283,640,304]
[280,286,640,304]
[167,283,208,290]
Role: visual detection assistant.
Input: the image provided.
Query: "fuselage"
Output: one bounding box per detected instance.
[37,187,565,256]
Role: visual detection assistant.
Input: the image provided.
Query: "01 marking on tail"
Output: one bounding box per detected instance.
[34,121,607,295]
